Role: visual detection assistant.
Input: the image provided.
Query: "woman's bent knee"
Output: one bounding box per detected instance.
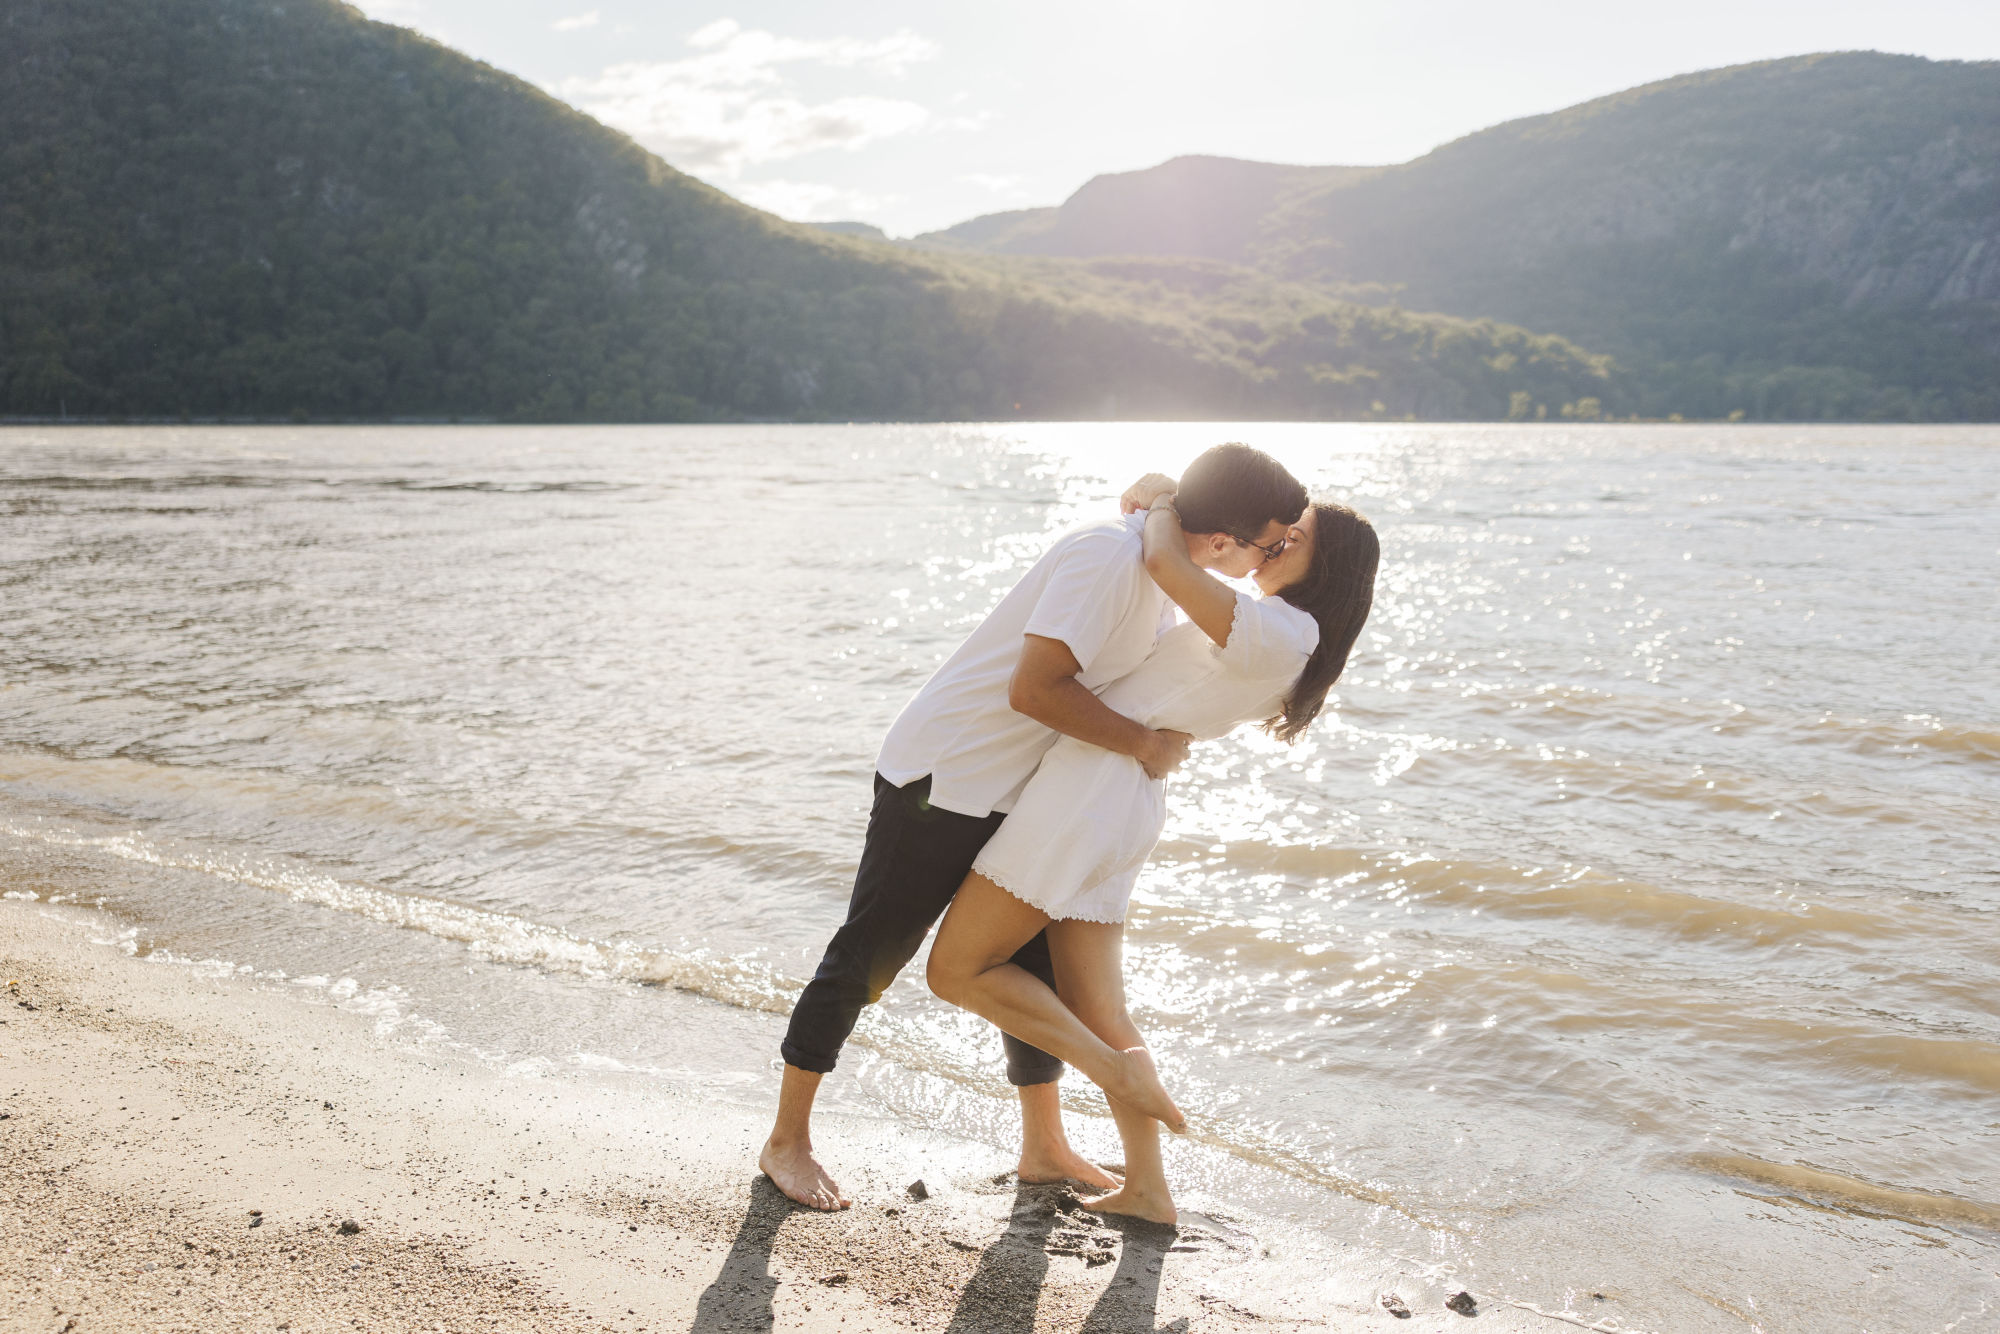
[925,949,968,1004]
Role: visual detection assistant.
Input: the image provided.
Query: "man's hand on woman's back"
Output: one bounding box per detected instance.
[1138,729,1194,780]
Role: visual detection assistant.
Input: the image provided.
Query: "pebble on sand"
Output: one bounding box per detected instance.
[1380,1293,1412,1318]
[1446,1290,1478,1316]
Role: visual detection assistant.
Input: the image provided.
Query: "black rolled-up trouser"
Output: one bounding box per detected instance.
[781,773,1065,1087]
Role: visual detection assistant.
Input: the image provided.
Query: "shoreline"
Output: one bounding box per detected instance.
[0,899,1532,1333]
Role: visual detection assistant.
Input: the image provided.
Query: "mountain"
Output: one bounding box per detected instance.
[0,0,1613,423]
[914,157,1368,263]
[807,221,888,241]
[919,54,2000,420]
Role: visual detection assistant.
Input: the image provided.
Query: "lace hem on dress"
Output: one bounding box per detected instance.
[971,858,1128,925]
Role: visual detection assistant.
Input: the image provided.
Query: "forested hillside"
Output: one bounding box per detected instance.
[0,0,1614,422]
[921,55,2000,420]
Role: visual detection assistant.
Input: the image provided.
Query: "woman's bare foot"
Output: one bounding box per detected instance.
[1083,1184,1178,1227]
[1104,1047,1187,1133]
[1017,1145,1122,1190]
[758,1136,850,1211]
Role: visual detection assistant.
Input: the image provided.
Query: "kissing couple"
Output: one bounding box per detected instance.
[761,442,1379,1225]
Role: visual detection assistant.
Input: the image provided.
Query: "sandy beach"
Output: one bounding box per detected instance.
[1,898,1539,1334]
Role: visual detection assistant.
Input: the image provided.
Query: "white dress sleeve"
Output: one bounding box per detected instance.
[1213,590,1320,679]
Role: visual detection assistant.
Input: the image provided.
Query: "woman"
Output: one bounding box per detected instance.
[927,480,1379,1224]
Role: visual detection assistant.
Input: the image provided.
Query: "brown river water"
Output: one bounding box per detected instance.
[2,422,1995,1330]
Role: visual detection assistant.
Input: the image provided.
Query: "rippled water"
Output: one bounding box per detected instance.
[3,423,1996,1329]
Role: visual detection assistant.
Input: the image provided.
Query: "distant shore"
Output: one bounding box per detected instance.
[3,413,1937,428]
[2,900,1533,1333]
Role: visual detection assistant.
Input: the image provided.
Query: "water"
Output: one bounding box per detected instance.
[3,422,1996,1329]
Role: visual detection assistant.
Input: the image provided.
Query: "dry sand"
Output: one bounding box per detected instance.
[1,900,1541,1333]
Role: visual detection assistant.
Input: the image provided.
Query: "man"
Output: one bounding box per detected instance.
[761,443,1308,1210]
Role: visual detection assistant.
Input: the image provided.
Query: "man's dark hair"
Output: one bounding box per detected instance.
[1172,442,1308,540]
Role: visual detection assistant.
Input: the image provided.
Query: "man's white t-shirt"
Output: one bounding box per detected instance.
[876,512,1172,818]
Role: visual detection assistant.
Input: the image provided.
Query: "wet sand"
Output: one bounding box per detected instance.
[0,900,1540,1334]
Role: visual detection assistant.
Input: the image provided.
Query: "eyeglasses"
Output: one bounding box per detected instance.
[1231,532,1289,561]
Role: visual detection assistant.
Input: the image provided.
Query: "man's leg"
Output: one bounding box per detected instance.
[763,775,1002,1210]
[1006,931,1120,1189]
[759,1064,844,1210]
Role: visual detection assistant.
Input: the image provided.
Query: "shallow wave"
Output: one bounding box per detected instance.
[0,817,798,1016]
[0,743,857,900]
[1688,1152,2000,1231]
[0,473,634,494]
[1429,683,2000,767]
[1146,835,1908,948]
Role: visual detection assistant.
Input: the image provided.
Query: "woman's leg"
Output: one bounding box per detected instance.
[1045,919,1177,1225]
[929,874,1185,1132]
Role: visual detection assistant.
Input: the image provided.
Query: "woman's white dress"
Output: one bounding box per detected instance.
[972,588,1319,924]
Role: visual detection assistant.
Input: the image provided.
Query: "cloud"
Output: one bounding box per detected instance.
[731,179,899,223]
[552,10,600,32]
[553,18,940,176]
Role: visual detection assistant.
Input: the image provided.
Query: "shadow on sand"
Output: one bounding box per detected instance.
[1080,1214,1183,1334]
[692,1178,1187,1333]
[945,1184,1187,1334]
[688,1176,793,1333]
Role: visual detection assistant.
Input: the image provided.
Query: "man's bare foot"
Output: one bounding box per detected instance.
[1105,1047,1187,1133]
[758,1136,850,1211]
[1017,1145,1122,1190]
[1083,1184,1178,1227]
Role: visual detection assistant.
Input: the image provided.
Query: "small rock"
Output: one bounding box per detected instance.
[323,1101,334,1110]
[1380,1293,1412,1318]
[248,1216,262,1229]
[627,1224,637,1232]
[817,1272,849,1286]
[337,1219,362,1235]
[906,1179,930,1201]
[250,1209,262,1216]
[884,1205,900,1217]
[1446,1290,1478,1316]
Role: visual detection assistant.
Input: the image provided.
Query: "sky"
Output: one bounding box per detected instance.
[353,0,2000,237]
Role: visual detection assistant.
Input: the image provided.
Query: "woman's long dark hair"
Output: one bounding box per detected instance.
[1268,501,1379,743]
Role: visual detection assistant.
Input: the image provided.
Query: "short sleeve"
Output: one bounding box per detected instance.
[1022,530,1145,672]
[1214,590,1319,679]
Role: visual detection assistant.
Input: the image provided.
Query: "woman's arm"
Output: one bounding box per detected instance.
[1119,473,1179,514]
[1141,500,1240,646]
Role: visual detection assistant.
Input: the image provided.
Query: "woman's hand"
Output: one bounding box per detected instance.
[1120,473,1179,514]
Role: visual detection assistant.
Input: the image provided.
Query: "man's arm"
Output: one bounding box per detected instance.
[1008,634,1190,780]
